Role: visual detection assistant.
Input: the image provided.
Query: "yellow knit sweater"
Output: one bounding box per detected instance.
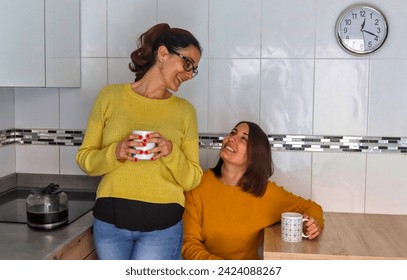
[182,170,324,260]
[76,84,203,206]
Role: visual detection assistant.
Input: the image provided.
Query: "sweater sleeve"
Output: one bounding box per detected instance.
[162,139,203,192]
[182,190,223,260]
[76,89,123,176]
[270,182,325,228]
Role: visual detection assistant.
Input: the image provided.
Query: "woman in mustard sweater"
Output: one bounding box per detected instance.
[76,23,203,260]
[182,121,324,260]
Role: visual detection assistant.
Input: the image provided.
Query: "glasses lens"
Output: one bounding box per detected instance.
[183,59,194,71]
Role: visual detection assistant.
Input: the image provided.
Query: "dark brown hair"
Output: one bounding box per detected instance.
[129,23,202,82]
[211,121,274,197]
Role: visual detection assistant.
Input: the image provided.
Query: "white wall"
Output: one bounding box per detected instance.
[3,0,407,214]
[0,88,15,177]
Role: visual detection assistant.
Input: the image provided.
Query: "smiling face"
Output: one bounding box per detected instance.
[220,122,250,169]
[160,45,201,92]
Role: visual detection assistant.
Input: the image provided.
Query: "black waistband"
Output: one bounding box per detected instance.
[93,197,184,232]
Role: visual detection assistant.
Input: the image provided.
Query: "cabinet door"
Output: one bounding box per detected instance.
[45,0,80,87]
[0,0,45,87]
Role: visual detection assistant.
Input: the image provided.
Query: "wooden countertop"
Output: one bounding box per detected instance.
[264,212,407,260]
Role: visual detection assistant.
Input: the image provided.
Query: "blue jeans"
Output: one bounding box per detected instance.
[93,218,183,260]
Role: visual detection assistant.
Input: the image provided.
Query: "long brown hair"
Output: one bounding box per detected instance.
[211,121,274,197]
[129,23,202,82]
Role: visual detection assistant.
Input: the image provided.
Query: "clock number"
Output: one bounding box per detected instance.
[360,10,366,17]
[368,41,373,48]
[345,19,351,25]
[375,19,380,25]
[344,27,348,33]
[377,27,381,33]
[352,12,357,19]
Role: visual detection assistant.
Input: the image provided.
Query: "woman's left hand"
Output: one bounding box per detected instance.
[303,214,321,240]
[146,132,173,160]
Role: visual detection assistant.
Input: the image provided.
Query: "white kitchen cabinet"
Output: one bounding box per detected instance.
[45,0,80,87]
[0,0,45,87]
[0,0,80,88]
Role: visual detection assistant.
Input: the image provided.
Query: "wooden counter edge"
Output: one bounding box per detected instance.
[264,251,407,260]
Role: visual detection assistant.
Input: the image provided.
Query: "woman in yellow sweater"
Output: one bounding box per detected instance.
[182,121,324,260]
[76,23,203,260]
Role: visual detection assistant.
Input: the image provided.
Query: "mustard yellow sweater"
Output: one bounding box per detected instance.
[182,170,324,260]
[76,84,203,206]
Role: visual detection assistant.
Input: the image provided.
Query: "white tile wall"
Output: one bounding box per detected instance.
[0,88,14,130]
[368,59,407,136]
[368,0,407,59]
[157,0,209,59]
[260,59,314,134]
[312,153,366,213]
[177,59,209,133]
[0,88,15,176]
[81,0,107,58]
[262,0,316,59]
[208,59,260,132]
[209,0,262,58]
[16,145,59,174]
[60,58,108,129]
[366,154,407,215]
[315,0,357,59]
[314,59,369,135]
[60,146,85,175]
[107,0,156,58]
[2,0,407,214]
[271,151,312,200]
[14,88,59,129]
[0,145,15,177]
[107,58,135,85]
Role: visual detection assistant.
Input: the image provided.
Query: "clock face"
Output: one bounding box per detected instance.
[336,5,388,55]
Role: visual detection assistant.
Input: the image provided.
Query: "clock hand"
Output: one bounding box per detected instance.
[361,18,366,30]
[362,29,379,38]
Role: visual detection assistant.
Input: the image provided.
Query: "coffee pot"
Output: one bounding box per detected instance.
[26,183,69,230]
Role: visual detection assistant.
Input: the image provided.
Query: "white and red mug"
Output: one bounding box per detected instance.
[132,130,155,160]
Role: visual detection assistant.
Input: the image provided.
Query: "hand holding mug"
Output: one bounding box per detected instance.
[131,131,156,160]
[115,133,144,162]
[143,131,173,160]
[281,212,321,242]
[115,131,173,162]
[303,214,321,240]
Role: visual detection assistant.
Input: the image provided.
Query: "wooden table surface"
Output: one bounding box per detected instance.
[263,212,407,260]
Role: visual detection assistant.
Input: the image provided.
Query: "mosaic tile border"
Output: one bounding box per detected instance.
[1,129,407,154]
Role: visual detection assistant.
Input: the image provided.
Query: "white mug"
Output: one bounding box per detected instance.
[281,212,310,242]
[132,130,155,160]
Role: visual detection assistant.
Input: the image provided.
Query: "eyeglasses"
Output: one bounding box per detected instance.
[171,50,198,78]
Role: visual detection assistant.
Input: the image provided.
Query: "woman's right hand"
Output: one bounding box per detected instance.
[115,134,144,162]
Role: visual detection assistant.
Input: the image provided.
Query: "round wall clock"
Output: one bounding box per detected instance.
[335,5,388,55]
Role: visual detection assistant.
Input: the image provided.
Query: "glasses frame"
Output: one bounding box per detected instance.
[170,50,198,78]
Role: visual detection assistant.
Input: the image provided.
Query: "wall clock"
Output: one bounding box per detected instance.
[335,5,388,55]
